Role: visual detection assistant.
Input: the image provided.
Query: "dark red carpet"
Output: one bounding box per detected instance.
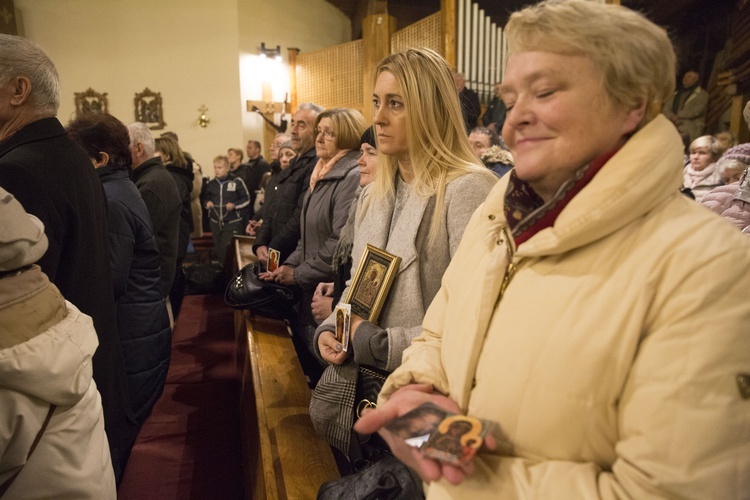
[118,294,244,499]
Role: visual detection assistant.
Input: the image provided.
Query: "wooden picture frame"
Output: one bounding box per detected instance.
[74,88,108,118]
[345,244,401,324]
[134,87,166,130]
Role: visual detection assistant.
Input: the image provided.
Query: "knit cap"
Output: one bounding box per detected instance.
[722,143,750,166]
[0,187,48,271]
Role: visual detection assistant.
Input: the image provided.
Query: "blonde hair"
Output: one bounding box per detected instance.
[370,48,494,243]
[213,155,229,166]
[505,0,675,129]
[689,135,721,161]
[315,108,367,151]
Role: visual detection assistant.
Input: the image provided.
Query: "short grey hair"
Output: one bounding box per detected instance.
[298,102,324,115]
[128,122,155,157]
[0,34,60,114]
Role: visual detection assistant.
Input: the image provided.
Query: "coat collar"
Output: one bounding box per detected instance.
[96,164,130,183]
[359,174,429,275]
[482,115,685,257]
[0,117,64,158]
[317,149,360,182]
[277,147,317,182]
[131,157,165,183]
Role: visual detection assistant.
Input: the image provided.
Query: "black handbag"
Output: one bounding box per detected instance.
[354,365,389,420]
[317,455,424,500]
[224,262,298,319]
[350,365,392,470]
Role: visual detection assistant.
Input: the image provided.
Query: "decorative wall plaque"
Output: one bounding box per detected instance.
[74,88,108,117]
[134,87,166,130]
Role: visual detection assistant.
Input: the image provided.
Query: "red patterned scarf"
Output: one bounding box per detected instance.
[504,150,618,246]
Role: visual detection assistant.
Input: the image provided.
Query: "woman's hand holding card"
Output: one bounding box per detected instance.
[354,383,489,485]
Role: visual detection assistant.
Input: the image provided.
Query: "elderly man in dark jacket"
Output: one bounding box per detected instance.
[0,34,133,484]
[128,122,182,301]
[66,113,172,430]
[253,103,323,266]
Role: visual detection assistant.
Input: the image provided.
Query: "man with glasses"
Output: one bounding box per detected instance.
[253,103,323,265]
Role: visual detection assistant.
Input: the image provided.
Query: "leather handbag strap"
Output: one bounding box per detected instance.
[0,404,56,498]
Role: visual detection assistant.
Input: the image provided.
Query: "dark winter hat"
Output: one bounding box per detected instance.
[360,126,376,148]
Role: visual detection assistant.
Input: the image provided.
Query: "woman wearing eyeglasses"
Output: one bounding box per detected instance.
[263,107,366,381]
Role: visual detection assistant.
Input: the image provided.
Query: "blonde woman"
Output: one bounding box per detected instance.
[310,48,497,461]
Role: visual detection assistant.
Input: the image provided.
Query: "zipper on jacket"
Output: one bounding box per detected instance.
[498,225,519,302]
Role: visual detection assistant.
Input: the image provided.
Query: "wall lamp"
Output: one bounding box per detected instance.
[259,42,282,62]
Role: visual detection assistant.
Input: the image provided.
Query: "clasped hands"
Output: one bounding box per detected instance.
[355,383,496,486]
[258,264,295,284]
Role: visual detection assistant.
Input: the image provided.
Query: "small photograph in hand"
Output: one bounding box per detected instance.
[334,303,351,352]
[421,415,490,466]
[267,248,280,272]
[384,402,448,448]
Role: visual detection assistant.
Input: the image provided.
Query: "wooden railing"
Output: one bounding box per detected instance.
[233,236,340,499]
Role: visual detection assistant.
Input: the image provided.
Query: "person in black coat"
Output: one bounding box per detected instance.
[253,103,323,266]
[155,136,194,318]
[66,113,172,431]
[0,34,133,484]
[232,139,270,220]
[481,82,507,132]
[127,122,182,302]
[454,73,480,133]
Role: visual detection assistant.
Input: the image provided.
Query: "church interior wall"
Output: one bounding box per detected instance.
[13,0,351,176]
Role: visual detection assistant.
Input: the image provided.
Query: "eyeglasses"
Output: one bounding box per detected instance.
[315,128,335,139]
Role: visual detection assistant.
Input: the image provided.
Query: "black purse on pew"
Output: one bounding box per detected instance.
[350,364,393,470]
[224,262,298,319]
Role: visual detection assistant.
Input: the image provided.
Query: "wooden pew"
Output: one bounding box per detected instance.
[233,236,340,499]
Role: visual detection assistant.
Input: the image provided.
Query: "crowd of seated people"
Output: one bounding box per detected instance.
[2,0,750,497]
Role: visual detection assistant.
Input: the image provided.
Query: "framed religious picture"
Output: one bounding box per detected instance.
[74,88,108,118]
[345,244,401,324]
[134,87,166,130]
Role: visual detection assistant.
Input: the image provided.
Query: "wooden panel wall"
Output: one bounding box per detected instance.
[296,39,364,111]
[391,12,442,56]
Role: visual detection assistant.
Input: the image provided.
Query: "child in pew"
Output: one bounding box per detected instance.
[205,155,250,264]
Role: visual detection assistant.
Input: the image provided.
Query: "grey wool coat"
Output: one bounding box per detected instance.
[285,149,361,290]
[310,169,497,453]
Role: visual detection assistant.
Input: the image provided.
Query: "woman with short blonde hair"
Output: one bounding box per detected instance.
[684,134,723,201]
[263,108,365,382]
[355,1,750,498]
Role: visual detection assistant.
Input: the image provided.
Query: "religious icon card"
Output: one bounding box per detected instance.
[267,248,280,272]
[385,402,449,448]
[421,414,492,466]
[334,303,351,352]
